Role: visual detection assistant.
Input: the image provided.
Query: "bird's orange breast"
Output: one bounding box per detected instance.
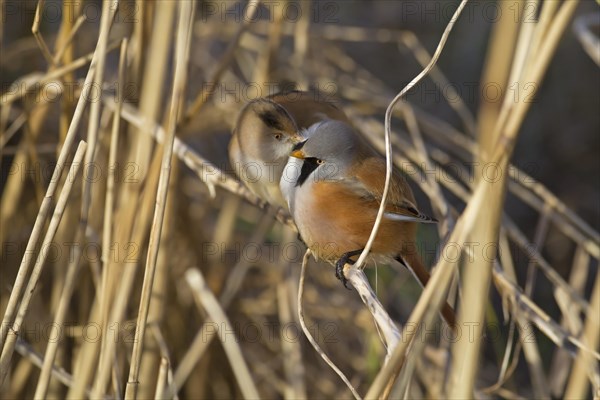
[295,180,417,263]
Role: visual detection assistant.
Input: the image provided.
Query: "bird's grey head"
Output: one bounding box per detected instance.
[235,98,302,163]
[290,120,359,185]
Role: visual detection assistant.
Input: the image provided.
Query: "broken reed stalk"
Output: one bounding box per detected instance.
[124,2,195,398]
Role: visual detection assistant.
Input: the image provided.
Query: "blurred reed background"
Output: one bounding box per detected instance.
[0,0,598,399]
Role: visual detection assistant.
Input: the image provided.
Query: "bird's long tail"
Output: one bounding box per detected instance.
[395,252,457,328]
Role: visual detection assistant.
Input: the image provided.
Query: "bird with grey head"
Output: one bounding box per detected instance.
[282,119,456,327]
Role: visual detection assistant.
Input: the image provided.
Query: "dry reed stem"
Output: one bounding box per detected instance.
[151,325,179,400]
[0,0,119,351]
[185,269,260,399]
[0,112,26,150]
[345,267,401,358]
[162,212,275,397]
[124,2,195,397]
[401,104,451,235]
[31,0,56,67]
[491,0,579,165]
[14,339,77,392]
[253,0,283,85]
[52,15,87,65]
[353,0,469,270]
[182,0,260,123]
[491,263,599,359]
[53,2,119,396]
[88,119,160,396]
[90,21,171,393]
[0,140,87,383]
[475,0,520,171]
[573,13,600,66]
[366,171,493,399]
[40,39,126,398]
[292,1,310,89]
[32,36,127,399]
[98,37,128,384]
[130,0,145,85]
[297,250,361,400]
[276,277,306,400]
[139,170,177,396]
[103,99,295,227]
[367,105,600,380]
[564,275,600,398]
[155,357,169,400]
[448,0,525,394]
[526,0,559,77]
[55,0,81,154]
[130,0,175,181]
[470,12,585,391]
[75,0,117,318]
[89,151,163,398]
[0,40,121,105]
[398,33,476,137]
[548,246,591,395]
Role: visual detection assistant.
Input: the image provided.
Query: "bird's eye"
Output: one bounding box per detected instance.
[273,133,282,140]
[316,159,325,165]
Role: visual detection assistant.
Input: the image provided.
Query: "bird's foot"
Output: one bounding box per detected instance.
[335,249,364,290]
[335,258,351,289]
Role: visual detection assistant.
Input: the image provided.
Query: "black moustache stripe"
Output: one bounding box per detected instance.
[296,158,320,187]
[258,110,286,131]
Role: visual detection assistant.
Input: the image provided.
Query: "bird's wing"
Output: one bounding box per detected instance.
[346,156,437,224]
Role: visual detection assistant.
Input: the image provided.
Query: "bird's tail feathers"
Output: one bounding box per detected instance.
[396,252,457,328]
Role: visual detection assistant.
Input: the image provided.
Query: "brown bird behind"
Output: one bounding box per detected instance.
[267,90,351,128]
[228,90,350,210]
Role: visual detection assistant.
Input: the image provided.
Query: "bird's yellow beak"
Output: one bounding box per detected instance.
[290,140,306,159]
